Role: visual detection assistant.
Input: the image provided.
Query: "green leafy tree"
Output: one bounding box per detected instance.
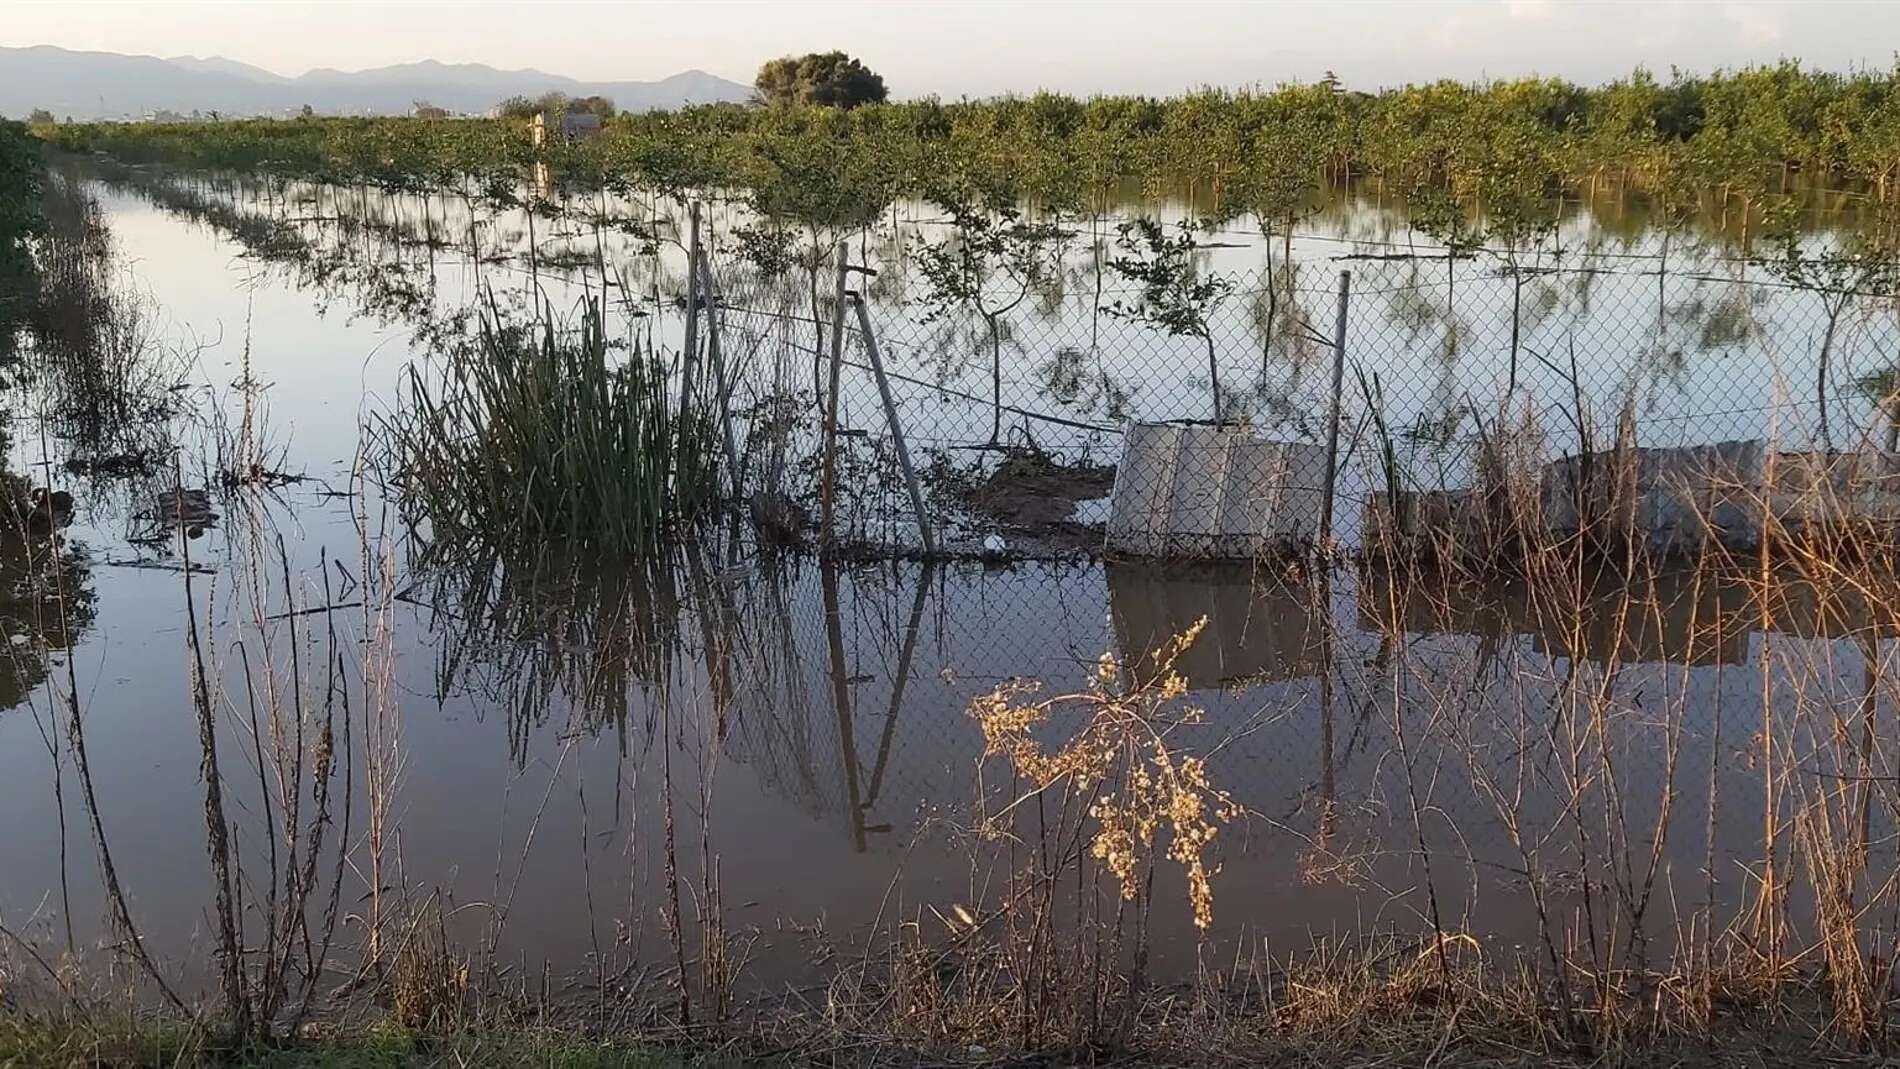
[567,95,615,119]
[754,52,888,109]
[1763,236,1900,448]
[916,189,1064,444]
[1105,218,1238,423]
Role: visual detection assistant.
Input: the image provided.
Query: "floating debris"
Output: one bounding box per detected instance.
[130,487,219,544]
[1107,423,1326,558]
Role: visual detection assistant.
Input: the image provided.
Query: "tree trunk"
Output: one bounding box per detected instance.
[1509,270,1522,392]
[988,312,1004,444]
[1260,245,1278,376]
[1817,305,1841,449]
[1205,332,1222,424]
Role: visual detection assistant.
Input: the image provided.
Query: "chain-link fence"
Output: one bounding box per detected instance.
[699,231,1900,560]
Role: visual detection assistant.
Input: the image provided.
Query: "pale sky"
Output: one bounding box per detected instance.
[5,0,1897,96]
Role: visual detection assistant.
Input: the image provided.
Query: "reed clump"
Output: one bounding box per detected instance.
[391,903,475,1033]
[393,296,721,563]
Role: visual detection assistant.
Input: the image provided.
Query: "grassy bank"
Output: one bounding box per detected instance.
[0,1018,734,1069]
[1,967,1892,1069]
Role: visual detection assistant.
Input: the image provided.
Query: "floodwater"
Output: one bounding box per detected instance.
[1,164,1896,1000]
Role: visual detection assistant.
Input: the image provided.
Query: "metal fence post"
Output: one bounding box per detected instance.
[851,294,936,555]
[1319,269,1350,549]
[680,201,702,425]
[695,252,744,505]
[818,242,850,549]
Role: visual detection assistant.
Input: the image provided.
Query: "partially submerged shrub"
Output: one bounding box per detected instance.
[972,616,1236,928]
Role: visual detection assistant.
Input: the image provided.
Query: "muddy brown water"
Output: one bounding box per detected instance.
[1,172,1895,1000]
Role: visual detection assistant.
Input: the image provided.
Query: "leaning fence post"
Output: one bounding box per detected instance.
[696,252,745,504]
[851,293,935,555]
[1319,269,1350,549]
[818,242,850,549]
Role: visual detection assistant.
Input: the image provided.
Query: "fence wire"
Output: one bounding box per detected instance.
[704,239,1900,561]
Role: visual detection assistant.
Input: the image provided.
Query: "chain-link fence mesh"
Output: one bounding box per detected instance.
[706,235,1900,564]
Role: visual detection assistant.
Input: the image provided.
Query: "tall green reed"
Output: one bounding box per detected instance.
[393,293,721,564]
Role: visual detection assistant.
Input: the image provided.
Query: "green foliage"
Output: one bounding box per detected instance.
[754,51,888,109]
[1763,234,1900,295]
[0,119,45,370]
[1105,218,1237,421]
[35,61,1900,254]
[494,91,611,125]
[914,190,1066,441]
[391,296,720,564]
[732,223,798,278]
[568,94,616,119]
[914,194,1063,318]
[1105,218,1235,341]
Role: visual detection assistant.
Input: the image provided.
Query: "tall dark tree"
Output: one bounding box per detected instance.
[0,120,43,369]
[496,95,538,119]
[754,52,888,109]
[566,95,616,119]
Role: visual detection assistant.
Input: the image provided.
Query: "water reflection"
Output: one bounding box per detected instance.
[1109,561,1322,686]
[425,548,683,759]
[1361,557,1900,667]
[8,161,1900,1007]
[0,493,93,712]
[73,158,1900,489]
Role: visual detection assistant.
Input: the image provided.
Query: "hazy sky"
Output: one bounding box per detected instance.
[6,0,1897,96]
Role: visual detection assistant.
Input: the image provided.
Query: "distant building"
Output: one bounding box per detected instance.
[532,111,603,147]
[560,112,602,141]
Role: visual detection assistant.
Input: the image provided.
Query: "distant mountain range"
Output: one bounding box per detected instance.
[0,45,754,120]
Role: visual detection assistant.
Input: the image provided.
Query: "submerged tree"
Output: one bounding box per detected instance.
[1764,236,1900,448]
[1105,218,1237,423]
[915,189,1064,445]
[1235,83,1337,373]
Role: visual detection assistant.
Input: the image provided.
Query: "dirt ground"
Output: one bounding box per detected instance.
[941,447,1117,554]
[966,449,1115,527]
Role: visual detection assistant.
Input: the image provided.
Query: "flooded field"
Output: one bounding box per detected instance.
[3,161,1899,1037]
